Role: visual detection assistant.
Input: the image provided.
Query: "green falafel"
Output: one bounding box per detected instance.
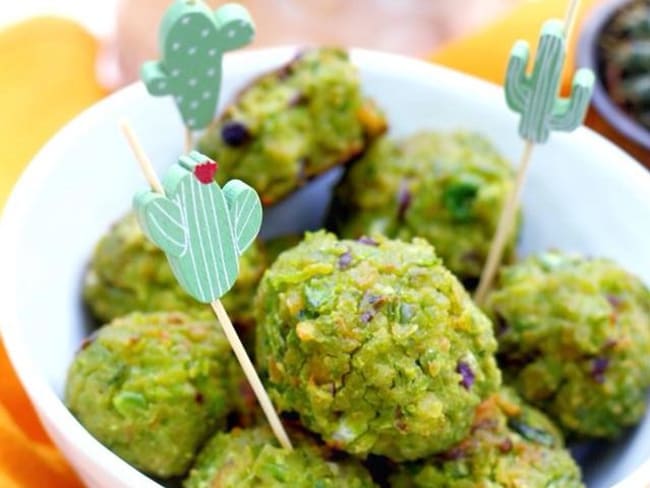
[390,388,584,487]
[255,231,501,461]
[184,426,376,488]
[83,213,266,325]
[65,312,243,478]
[197,48,387,205]
[330,131,517,284]
[486,251,650,438]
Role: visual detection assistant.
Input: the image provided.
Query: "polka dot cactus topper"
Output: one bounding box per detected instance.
[141,0,255,130]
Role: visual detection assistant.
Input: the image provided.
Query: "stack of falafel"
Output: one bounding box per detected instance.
[66,48,650,487]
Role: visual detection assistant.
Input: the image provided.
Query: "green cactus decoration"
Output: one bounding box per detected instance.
[141,0,255,130]
[505,19,595,143]
[133,151,262,303]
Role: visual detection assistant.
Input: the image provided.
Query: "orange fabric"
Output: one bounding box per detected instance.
[0,16,106,488]
[431,0,649,165]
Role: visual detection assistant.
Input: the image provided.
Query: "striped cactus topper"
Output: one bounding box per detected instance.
[505,19,595,143]
[133,151,262,303]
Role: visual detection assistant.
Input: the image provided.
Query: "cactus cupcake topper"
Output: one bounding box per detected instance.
[141,0,255,138]
[120,121,292,451]
[134,151,262,303]
[505,20,595,143]
[475,0,594,305]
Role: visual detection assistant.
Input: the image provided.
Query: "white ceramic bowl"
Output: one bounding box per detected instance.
[1,47,649,488]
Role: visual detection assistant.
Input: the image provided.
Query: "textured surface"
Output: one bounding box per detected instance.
[256,231,501,460]
[198,47,387,205]
[65,312,243,478]
[141,0,254,129]
[486,251,650,438]
[331,131,517,285]
[84,212,266,325]
[390,387,584,487]
[184,426,376,487]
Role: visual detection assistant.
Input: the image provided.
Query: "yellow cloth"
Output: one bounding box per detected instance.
[0,17,105,487]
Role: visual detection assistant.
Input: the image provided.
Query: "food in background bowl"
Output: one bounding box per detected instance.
[329,131,517,285]
[598,0,650,132]
[198,48,387,205]
[578,0,650,149]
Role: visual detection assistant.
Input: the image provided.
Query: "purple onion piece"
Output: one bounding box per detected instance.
[338,250,353,270]
[221,121,250,147]
[606,294,623,308]
[364,293,381,306]
[591,357,610,384]
[360,310,376,324]
[456,361,475,390]
[359,292,385,324]
[358,236,378,246]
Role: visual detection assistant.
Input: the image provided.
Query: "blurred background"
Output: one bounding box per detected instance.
[2,0,517,89]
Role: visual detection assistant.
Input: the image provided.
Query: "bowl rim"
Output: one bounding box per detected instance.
[577,0,650,150]
[1,45,649,488]
[0,78,164,488]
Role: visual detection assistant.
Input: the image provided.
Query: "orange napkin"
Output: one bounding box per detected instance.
[0,17,106,487]
[431,0,648,165]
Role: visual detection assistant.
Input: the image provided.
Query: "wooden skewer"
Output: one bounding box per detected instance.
[120,120,165,194]
[119,120,293,450]
[474,141,533,305]
[563,0,581,38]
[474,0,583,306]
[184,127,193,153]
[211,300,293,450]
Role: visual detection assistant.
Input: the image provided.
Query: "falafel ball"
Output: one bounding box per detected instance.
[486,251,650,438]
[255,231,501,461]
[329,132,517,285]
[197,47,387,205]
[390,387,584,487]
[83,213,266,325]
[65,312,243,478]
[184,426,376,487]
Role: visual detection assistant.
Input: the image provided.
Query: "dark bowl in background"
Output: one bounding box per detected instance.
[578,0,650,150]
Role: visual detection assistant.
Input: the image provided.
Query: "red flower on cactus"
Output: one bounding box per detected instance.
[194,160,218,184]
